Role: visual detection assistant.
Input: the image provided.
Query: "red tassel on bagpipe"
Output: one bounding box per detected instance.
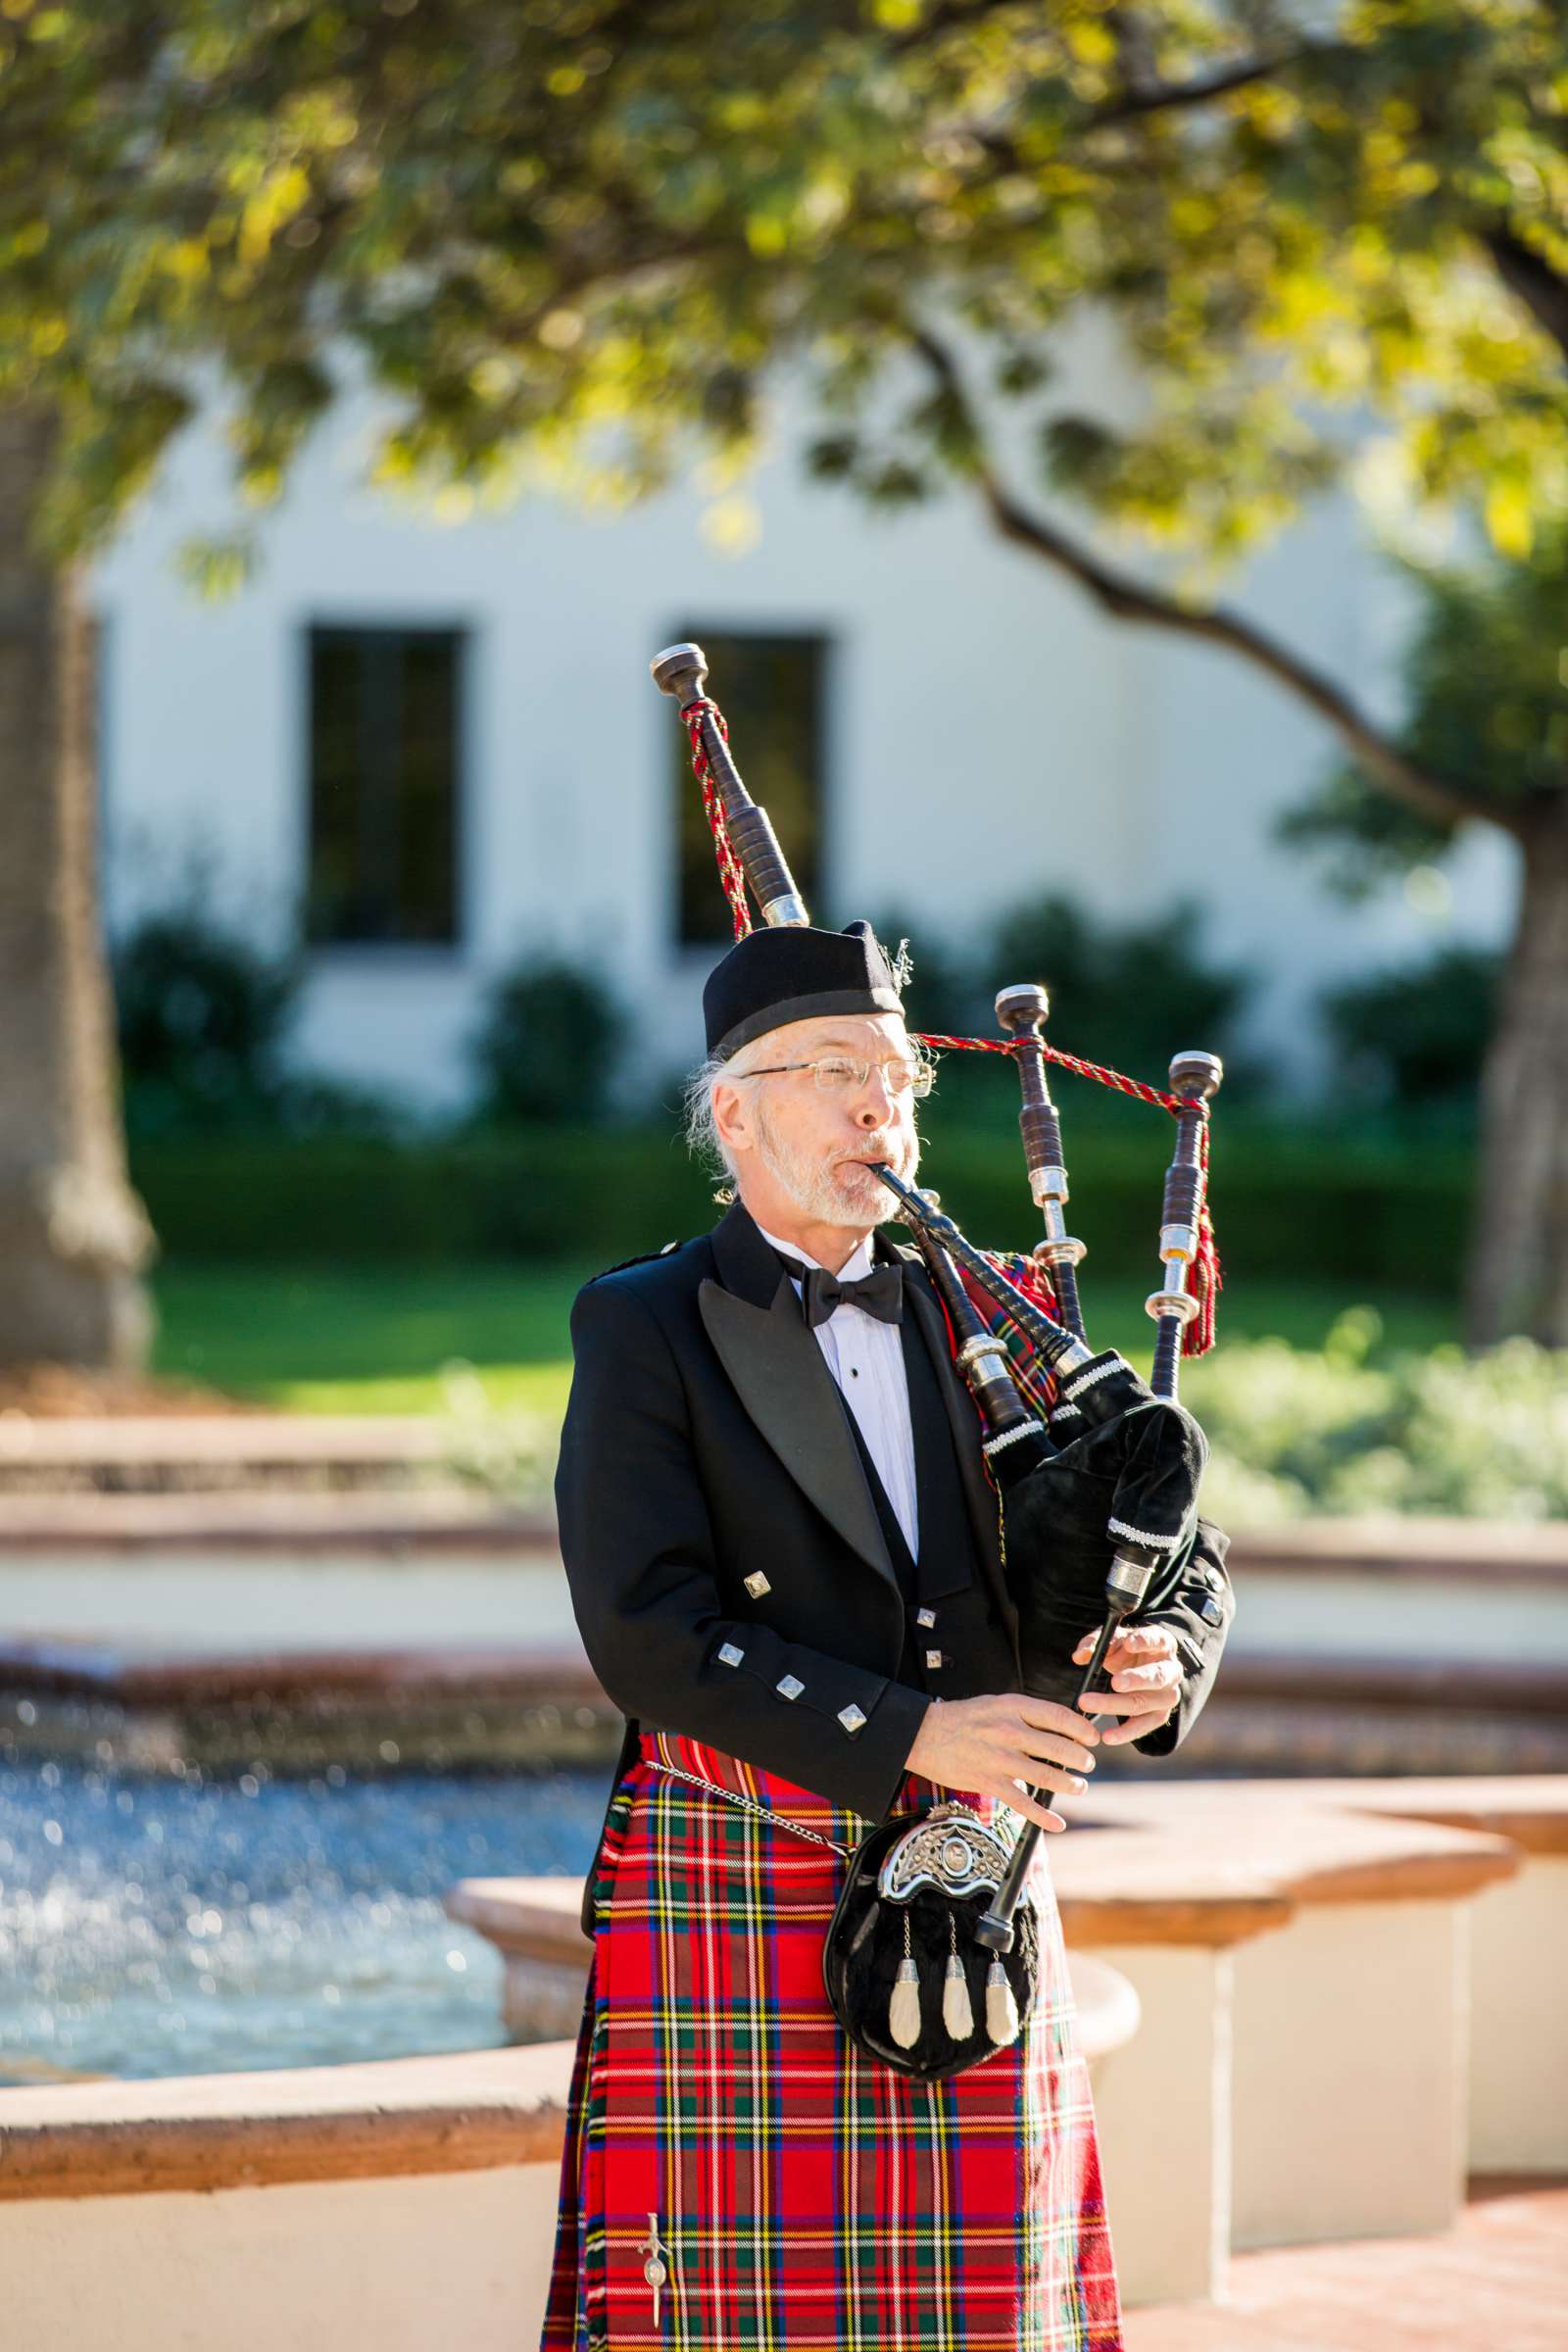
[1189,1124,1222,1359]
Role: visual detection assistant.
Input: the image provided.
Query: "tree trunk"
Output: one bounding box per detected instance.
[0,402,156,1370]
[1463,810,1568,1347]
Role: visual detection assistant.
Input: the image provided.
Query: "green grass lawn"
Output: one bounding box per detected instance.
[150,1258,1460,1418]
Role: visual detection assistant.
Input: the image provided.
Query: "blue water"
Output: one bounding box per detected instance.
[0,1759,609,2083]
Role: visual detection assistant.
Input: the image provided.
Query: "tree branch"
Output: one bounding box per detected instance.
[950,38,1339,190]
[1090,46,1314,127]
[908,327,1512,839]
[1479,218,1568,366]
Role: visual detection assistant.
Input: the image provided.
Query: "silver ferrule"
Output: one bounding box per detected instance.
[1032,1234,1087,1269]
[1159,1221,1199,1265]
[956,1337,1009,1382]
[1054,1336,1096,1376]
[1145,1286,1200,1325]
[1029,1164,1070,1209]
[760,890,810,928]
[1106,1552,1158,1607]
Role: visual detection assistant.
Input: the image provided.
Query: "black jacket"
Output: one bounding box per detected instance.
[556,1200,1235,1936]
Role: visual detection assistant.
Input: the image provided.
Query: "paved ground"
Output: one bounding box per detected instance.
[1125,2178,1568,2352]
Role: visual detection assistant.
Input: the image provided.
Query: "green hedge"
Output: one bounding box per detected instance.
[129,1120,1473,1294]
[1190,1321,1568,1521]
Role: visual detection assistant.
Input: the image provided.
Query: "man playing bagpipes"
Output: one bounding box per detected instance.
[537,648,1235,2352]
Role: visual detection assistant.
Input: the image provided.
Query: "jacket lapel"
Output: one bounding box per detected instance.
[700,1202,900,1596]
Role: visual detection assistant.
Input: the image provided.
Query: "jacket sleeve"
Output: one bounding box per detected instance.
[1126,1515,1235,1757]
[1012,1515,1234,1758]
[555,1275,934,1827]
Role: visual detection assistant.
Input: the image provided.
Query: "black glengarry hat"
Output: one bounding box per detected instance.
[704,920,905,1060]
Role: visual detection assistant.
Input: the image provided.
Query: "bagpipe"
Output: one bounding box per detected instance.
[653,640,1222,1951]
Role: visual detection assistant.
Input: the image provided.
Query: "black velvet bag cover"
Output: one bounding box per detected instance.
[820,1809,1041,2082]
[1002,1365,1210,1696]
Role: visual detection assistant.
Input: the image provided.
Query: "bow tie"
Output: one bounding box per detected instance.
[774,1252,905,1329]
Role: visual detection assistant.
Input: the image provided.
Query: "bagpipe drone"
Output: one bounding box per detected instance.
[653,641,1223,1953]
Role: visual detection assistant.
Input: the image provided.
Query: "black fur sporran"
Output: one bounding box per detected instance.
[821,1801,1041,2082]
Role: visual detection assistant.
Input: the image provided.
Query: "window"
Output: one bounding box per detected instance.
[670,630,827,946]
[305,624,464,947]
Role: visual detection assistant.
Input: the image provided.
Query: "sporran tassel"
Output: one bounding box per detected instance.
[943,1910,974,2040]
[889,1908,923,2050]
[985,1956,1021,2046]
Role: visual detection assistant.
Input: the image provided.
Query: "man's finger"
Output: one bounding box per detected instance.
[1077,1662,1180,1699]
[1079,1686,1178,1716]
[1111,1627,1177,1658]
[1076,1625,1177,1668]
[1109,1662,1181,1690]
[1097,1708,1176,1745]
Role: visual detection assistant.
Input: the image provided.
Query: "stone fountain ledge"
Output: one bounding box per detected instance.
[0,1634,619,1773]
[0,1490,559,1548]
[0,1415,466,1470]
[0,2046,575,2352]
[0,2043,570,2203]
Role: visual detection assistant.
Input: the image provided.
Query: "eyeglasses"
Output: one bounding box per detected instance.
[732,1054,935,1098]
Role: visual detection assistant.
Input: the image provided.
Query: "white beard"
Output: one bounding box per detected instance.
[750,1096,921,1228]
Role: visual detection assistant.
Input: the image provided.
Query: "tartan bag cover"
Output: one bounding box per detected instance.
[539,1728,1125,2350]
[957,1250,1066,1424]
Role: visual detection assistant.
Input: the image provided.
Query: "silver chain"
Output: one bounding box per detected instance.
[641,1755,862,1857]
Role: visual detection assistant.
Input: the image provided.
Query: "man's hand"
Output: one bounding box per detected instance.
[904,1691,1101,1836]
[1071,1623,1183,1744]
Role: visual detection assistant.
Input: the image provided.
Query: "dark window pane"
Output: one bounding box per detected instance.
[306,625,463,946]
[670,631,826,946]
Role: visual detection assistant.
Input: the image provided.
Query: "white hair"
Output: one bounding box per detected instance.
[682,1045,760,1205]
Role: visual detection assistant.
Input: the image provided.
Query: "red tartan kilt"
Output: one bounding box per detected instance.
[540,1729,1124,2351]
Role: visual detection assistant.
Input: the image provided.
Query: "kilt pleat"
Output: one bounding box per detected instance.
[539,1730,1124,2351]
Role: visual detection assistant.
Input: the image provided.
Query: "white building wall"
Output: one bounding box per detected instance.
[90,369,1519,1115]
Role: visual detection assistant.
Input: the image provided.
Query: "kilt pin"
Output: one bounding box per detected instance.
[538,1725,1124,2351]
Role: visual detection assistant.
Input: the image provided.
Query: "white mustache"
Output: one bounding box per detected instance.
[750,1104,917,1223]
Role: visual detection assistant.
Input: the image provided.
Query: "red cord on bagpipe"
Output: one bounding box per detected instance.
[686,700,754,943]
[688,702,1220,1356]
